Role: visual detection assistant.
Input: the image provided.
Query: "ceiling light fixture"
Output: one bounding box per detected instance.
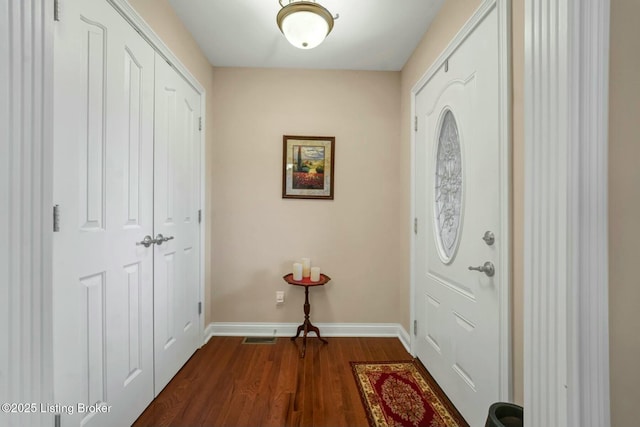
[276,0,338,50]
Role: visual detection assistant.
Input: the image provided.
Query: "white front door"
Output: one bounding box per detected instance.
[152,56,202,395]
[52,0,156,425]
[413,5,508,426]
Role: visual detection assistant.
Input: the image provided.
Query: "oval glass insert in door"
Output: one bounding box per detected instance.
[433,109,463,264]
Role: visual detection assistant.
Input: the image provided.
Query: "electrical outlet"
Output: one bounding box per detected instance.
[276,291,285,304]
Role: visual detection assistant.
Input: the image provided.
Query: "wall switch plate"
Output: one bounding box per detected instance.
[276,291,285,304]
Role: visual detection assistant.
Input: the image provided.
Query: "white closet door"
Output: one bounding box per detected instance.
[153,55,202,395]
[52,0,155,425]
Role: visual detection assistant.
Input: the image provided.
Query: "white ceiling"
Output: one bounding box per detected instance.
[166,0,445,71]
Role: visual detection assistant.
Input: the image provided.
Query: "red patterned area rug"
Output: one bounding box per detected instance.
[351,360,468,427]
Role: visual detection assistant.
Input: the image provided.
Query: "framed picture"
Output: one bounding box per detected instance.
[282,135,335,199]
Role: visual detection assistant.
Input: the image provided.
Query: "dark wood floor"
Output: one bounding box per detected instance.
[133,336,413,427]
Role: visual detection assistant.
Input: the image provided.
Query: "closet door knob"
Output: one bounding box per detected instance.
[154,234,174,245]
[136,235,155,248]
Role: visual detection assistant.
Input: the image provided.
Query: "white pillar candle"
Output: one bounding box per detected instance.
[301,258,311,278]
[310,267,321,282]
[293,263,303,281]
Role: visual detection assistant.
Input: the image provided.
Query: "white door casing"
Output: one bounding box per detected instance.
[411,1,511,426]
[1,1,55,426]
[524,0,611,425]
[52,0,156,425]
[153,55,202,395]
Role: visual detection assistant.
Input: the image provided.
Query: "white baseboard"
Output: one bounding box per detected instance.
[397,326,412,354]
[204,322,411,351]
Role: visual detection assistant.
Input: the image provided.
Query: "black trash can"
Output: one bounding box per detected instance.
[485,402,523,427]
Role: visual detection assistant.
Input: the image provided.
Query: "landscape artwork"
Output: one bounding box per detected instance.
[292,145,325,190]
[282,136,335,199]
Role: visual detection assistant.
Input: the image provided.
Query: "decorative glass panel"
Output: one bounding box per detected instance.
[434,109,463,263]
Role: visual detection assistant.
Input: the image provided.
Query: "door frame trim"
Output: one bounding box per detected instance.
[1,1,55,423]
[107,0,208,344]
[523,0,611,425]
[409,0,512,402]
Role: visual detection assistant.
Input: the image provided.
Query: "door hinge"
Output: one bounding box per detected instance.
[414,116,418,132]
[54,413,61,427]
[199,117,202,131]
[198,301,202,315]
[198,209,202,224]
[413,320,417,336]
[414,217,418,235]
[53,205,60,232]
[54,0,60,21]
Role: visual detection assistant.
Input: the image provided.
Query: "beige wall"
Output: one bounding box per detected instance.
[209,68,402,323]
[399,0,525,405]
[511,0,525,407]
[128,0,216,323]
[609,0,640,425]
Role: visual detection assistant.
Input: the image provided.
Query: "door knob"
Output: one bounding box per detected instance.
[468,261,495,277]
[136,235,155,248]
[154,234,174,245]
[482,231,495,246]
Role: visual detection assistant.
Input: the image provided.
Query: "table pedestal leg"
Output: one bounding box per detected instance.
[291,285,328,357]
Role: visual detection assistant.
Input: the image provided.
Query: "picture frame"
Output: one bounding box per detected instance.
[282,135,335,200]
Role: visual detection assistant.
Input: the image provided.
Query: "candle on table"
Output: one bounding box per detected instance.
[310,267,321,282]
[293,263,303,281]
[301,258,311,278]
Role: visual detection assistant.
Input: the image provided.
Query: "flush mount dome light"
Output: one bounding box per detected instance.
[276,0,337,49]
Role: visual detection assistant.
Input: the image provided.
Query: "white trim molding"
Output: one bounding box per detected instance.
[409,0,512,402]
[0,1,54,426]
[524,0,611,426]
[205,323,412,353]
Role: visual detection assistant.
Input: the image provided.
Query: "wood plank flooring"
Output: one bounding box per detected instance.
[133,336,413,427]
